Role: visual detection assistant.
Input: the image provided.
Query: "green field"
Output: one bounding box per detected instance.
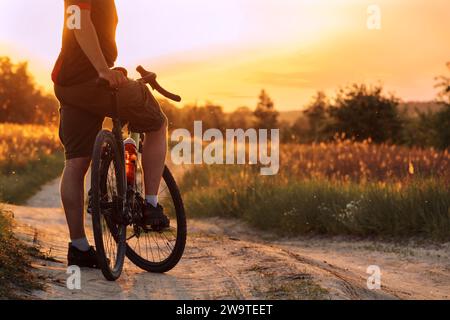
[181,142,450,240]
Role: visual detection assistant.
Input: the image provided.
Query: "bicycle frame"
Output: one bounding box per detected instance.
[97,65,182,224]
[91,66,186,281]
[103,88,132,228]
[108,88,146,226]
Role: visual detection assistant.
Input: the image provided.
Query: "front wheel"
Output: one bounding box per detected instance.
[91,130,127,281]
[126,166,187,273]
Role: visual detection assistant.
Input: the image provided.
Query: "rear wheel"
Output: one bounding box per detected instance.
[91,130,127,281]
[126,165,187,273]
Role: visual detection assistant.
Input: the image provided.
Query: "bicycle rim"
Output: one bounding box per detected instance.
[126,166,187,273]
[91,130,127,281]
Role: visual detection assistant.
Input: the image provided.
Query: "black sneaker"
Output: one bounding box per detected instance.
[67,244,101,269]
[142,203,170,231]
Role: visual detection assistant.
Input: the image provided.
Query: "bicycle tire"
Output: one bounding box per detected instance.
[91,130,127,281]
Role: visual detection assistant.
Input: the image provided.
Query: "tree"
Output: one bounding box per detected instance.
[254,90,279,129]
[400,109,439,148]
[433,62,450,149]
[289,115,309,143]
[435,62,450,105]
[0,56,58,124]
[228,106,255,129]
[158,98,183,130]
[433,106,450,149]
[302,91,330,142]
[327,84,402,143]
[172,102,226,133]
[202,103,226,131]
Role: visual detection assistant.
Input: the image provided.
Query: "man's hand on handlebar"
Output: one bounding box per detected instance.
[98,68,128,88]
[97,65,181,102]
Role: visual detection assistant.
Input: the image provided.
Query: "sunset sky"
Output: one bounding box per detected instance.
[0,0,449,111]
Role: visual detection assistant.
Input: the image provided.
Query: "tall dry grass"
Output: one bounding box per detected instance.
[0,124,64,203]
[0,207,42,298]
[0,123,61,168]
[181,140,450,240]
[281,139,450,183]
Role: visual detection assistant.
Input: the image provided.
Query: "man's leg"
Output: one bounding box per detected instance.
[61,157,101,268]
[60,157,91,242]
[142,118,168,202]
[115,79,170,226]
[55,84,111,266]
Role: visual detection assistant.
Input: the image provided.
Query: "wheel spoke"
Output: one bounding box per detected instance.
[125,166,185,269]
[97,143,122,272]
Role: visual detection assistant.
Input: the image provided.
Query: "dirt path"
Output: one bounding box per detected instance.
[6,177,450,300]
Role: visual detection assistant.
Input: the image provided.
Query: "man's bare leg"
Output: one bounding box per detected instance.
[142,120,168,201]
[60,157,91,245]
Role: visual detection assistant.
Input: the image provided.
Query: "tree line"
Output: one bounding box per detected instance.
[162,77,449,150]
[1,56,449,149]
[0,57,59,124]
[289,83,449,149]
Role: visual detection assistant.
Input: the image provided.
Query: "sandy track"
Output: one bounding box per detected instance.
[5,178,450,300]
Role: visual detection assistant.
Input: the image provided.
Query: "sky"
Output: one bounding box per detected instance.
[0,0,449,111]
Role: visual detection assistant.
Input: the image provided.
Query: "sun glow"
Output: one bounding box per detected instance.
[0,0,449,110]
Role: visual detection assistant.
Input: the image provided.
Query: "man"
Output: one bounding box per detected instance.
[52,0,170,268]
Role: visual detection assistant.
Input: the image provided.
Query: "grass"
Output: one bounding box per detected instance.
[0,207,43,299]
[0,152,65,204]
[180,140,450,240]
[278,140,450,183]
[0,123,63,298]
[0,124,60,166]
[181,164,450,241]
[0,152,63,298]
[0,123,62,204]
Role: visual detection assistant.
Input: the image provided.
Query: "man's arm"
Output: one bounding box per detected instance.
[74,6,126,87]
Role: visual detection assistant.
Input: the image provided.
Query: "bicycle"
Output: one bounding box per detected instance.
[90,66,186,281]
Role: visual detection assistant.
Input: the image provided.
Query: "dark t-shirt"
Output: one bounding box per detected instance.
[52,0,118,86]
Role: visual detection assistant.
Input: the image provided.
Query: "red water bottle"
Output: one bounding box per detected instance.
[124,138,138,186]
